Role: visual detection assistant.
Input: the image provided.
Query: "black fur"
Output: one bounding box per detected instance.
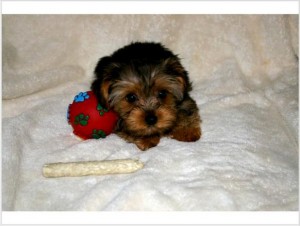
[91,42,192,107]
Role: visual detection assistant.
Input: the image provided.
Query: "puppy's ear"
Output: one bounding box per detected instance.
[163,57,192,94]
[91,56,119,108]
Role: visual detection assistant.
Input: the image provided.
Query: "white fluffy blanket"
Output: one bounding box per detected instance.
[2,15,298,211]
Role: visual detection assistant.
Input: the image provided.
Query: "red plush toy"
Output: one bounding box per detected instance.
[67,91,118,140]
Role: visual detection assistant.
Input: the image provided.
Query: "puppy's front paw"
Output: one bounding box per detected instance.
[135,136,160,151]
[170,127,201,142]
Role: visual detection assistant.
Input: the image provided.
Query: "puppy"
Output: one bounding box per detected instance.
[91,42,201,150]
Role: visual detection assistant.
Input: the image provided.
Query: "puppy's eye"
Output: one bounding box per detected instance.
[126,93,138,103]
[158,90,167,99]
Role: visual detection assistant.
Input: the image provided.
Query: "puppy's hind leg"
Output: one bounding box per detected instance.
[170,96,201,142]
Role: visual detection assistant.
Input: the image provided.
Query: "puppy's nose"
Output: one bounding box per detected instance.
[145,113,157,126]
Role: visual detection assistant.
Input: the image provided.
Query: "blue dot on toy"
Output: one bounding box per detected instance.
[74,92,90,103]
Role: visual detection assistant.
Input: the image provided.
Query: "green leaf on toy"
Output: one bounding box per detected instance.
[97,104,108,116]
[92,129,106,139]
[74,113,89,126]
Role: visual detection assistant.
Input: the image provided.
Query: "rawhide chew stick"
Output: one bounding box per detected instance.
[42,159,144,178]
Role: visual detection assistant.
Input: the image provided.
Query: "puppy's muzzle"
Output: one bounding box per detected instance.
[145,112,158,126]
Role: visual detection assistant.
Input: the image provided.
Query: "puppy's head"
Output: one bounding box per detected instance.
[91,42,191,136]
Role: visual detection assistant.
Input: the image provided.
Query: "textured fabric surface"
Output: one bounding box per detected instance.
[2,15,298,211]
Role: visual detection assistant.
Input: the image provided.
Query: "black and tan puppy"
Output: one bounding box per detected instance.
[91,42,201,150]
